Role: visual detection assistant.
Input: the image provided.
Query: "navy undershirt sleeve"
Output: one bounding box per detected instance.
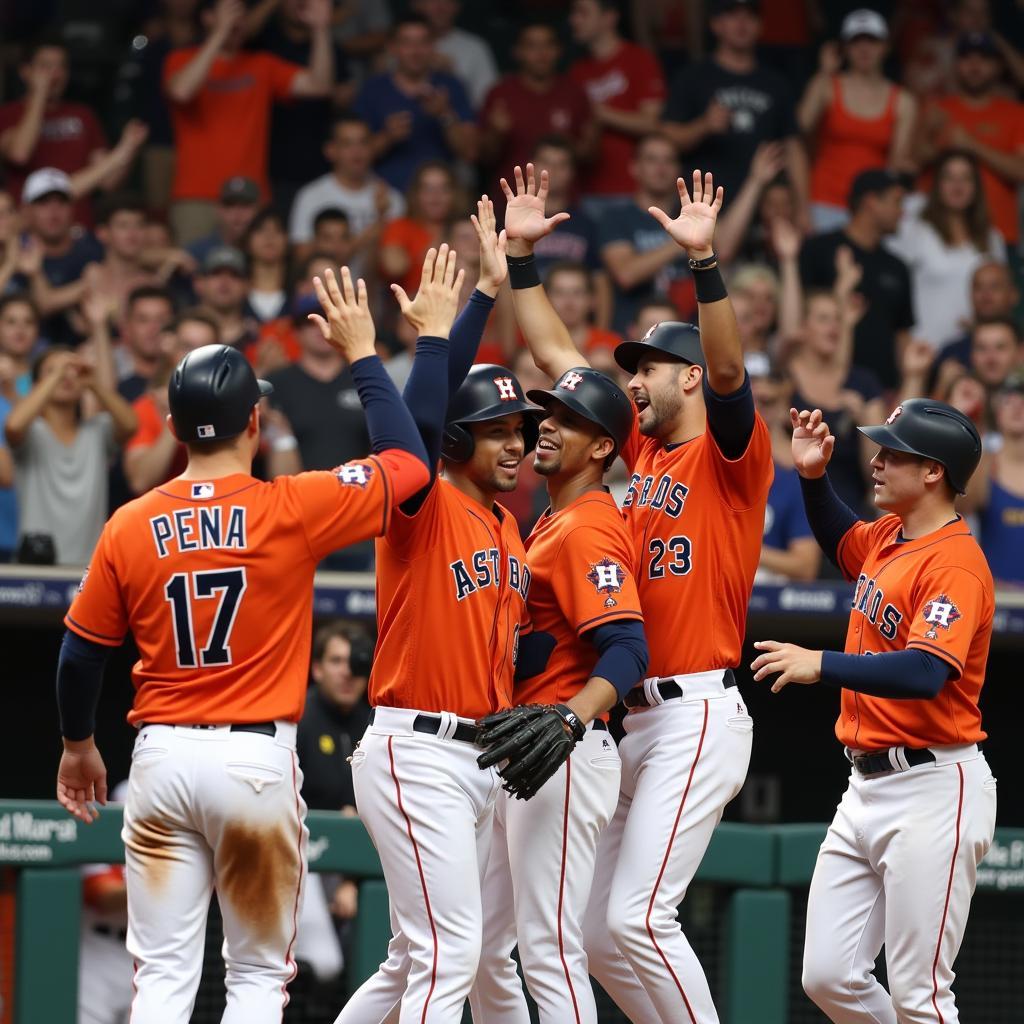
[401,336,449,469]
[799,473,861,569]
[56,630,110,741]
[702,372,755,460]
[820,649,951,699]
[448,289,495,392]
[587,620,650,699]
[349,354,429,466]
[515,631,557,681]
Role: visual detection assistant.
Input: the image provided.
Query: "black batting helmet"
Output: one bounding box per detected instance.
[614,321,706,374]
[527,366,634,461]
[442,365,542,463]
[858,398,982,495]
[169,344,273,444]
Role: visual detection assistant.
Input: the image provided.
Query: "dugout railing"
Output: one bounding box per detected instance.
[1,802,1020,1024]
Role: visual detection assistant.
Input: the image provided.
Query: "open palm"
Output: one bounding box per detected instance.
[500,163,570,244]
[650,170,723,255]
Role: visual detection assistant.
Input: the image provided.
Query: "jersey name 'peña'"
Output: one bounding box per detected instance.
[450,549,531,602]
[150,506,248,559]
[851,573,904,640]
[621,472,689,518]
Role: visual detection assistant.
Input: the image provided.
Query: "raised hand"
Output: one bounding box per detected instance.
[790,407,835,479]
[749,141,785,186]
[472,195,508,297]
[900,339,935,382]
[769,217,801,262]
[649,169,723,258]
[212,0,245,38]
[834,245,863,297]
[301,0,332,30]
[391,243,465,338]
[500,163,571,250]
[818,41,842,76]
[309,267,377,362]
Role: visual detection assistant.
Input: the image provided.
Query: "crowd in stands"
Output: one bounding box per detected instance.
[0,0,1023,586]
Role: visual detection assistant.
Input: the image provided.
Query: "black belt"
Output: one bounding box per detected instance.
[624,670,737,709]
[141,722,277,736]
[851,747,936,776]
[92,923,128,942]
[368,710,607,742]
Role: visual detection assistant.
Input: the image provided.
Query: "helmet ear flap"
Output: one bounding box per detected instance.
[441,422,474,462]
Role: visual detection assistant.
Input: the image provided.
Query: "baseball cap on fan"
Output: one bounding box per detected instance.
[840,9,889,41]
[956,32,1000,58]
[22,167,73,204]
[219,176,260,205]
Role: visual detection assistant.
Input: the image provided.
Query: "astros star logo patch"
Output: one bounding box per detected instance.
[336,463,373,488]
[922,594,961,631]
[587,558,625,608]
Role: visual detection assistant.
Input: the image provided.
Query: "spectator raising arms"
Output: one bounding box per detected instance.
[479,23,597,178]
[569,0,666,199]
[378,160,460,301]
[354,15,477,192]
[5,347,136,564]
[662,0,810,231]
[887,149,1006,352]
[799,9,917,232]
[164,0,334,244]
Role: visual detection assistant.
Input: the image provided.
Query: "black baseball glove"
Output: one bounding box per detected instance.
[475,703,586,800]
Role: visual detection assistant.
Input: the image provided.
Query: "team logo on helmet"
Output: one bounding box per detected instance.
[494,376,518,401]
[885,405,903,425]
[336,463,374,488]
[587,558,625,608]
[559,371,585,391]
[922,594,961,635]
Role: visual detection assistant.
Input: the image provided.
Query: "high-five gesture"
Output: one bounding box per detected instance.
[649,169,724,259]
[310,267,377,363]
[501,163,570,253]
[391,243,465,338]
[472,195,508,298]
[790,408,835,480]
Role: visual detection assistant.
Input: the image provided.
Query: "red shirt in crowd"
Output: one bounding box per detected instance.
[0,99,106,225]
[570,41,665,196]
[480,74,592,173]
[163,49,300,202]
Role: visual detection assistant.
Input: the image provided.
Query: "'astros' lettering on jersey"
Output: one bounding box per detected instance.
[517,491,643,709]
[836,515,993,749]
[66,461,398,726]
[619,408,772,677]
[371,477,530,719]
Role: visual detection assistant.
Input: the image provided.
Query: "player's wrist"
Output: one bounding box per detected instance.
[62,736,96,752]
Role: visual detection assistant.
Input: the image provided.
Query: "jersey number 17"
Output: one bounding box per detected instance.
[164,568,248,668]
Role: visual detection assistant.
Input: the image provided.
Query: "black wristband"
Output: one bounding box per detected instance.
[507,253,541,290]
[693,264,728,304]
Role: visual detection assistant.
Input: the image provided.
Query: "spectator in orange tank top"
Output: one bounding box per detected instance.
[799,9,917,232]
[378,160,461,301]
[913,32,1024,246]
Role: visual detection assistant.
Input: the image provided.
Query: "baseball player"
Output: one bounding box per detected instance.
[54,267,436,1024]
[501,163,771,1024]
[751,401,997,1023]
[336,212,543,1024]
[469,367,649,1024]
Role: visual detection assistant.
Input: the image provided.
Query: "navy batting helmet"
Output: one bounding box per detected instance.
[442,365,542,463]
[614,321,706,374]
[527,366,634,460]
[169,344,273,444]
[858,398,982,495]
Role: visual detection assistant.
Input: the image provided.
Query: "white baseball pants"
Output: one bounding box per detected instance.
[583,674,753,1024]
[469,723,622,1024]
[122,721,307,1024]
[336,707,500,1024]
[802,746,997,1023]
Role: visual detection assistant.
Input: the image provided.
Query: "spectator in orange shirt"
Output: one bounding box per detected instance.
[163,0,335,245]
[544,263,622,360]
[914,32,1024,245]
[123,309,220,497]
[569,0,666,201]
[378,160,460,299]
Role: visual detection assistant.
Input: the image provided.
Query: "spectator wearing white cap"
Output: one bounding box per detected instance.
[798,9,917,233]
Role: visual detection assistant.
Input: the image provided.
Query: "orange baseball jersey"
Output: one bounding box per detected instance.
[619,410,772,678]
[516,491,643,708]
[835,514,993,750]
[65,455,423,727]
[371,477,531,719]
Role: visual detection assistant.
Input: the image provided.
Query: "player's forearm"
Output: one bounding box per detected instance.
[695,266,745,394]
[57,630,111,741]
[566,678,618,724]
[799,474,861,569]
[820,648,949,699]
[402,335,449,470]
[447,290,494,392]
[585,619,649,704]
[508,255,587,378]
[350,354,429,468]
